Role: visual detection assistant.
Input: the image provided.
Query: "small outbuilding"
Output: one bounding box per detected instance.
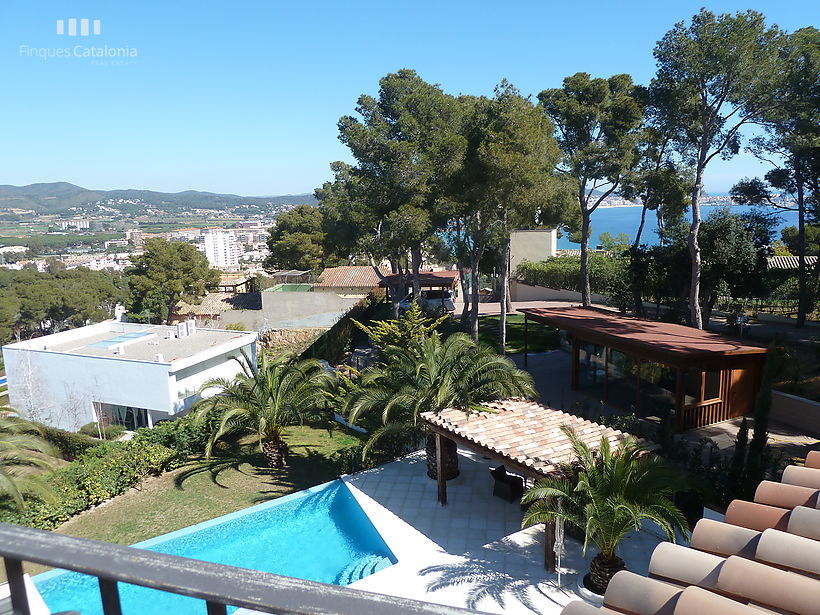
[519,307,769,431]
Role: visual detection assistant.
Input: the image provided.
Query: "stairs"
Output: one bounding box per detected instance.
[334,555,393,585]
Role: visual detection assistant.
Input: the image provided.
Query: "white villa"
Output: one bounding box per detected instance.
[2,321,257,431]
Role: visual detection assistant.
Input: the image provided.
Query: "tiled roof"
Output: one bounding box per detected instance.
[176,292,261,316]
[314,266,390,288]
[422,399,641,476]
[767,255,818,270]
[378,270,460,288]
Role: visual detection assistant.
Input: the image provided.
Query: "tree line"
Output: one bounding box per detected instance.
[0,238,221,342]
[266,9,818,344]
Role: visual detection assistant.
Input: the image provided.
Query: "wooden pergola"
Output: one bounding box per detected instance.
[520,306,769,430]
[422,399,646,572]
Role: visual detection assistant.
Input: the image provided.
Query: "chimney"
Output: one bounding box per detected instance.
[186,319,196,335]
[176,323,188,338]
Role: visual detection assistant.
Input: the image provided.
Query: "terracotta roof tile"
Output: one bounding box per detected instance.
[314,266,390,289]
[422,399,645,476]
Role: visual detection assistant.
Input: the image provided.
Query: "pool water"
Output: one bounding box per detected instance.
[89,331,152,348]
[34,481,396,614]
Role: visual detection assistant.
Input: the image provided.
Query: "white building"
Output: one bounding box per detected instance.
[509,228,558,274]
[2,321,257,431]
[59,219,91,231]
[202,230,242,271]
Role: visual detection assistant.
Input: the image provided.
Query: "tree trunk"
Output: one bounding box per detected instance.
[633,203,648,250]
[458,262,470,324]
[688,162,705,329]
[470,265,480,342]
[425,433,459,480]
[580,209,592,306]
[587,552,626,595]
[411,244,423,301]
[796,175,807,328]
[262,437,289,469]
[498,235,510,354]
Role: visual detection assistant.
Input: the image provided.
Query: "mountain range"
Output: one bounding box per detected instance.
[0,182,317,213]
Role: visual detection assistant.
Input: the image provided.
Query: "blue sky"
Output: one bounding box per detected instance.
[0,1,816,196]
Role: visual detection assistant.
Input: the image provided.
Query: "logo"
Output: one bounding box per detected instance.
[56,19,102,37]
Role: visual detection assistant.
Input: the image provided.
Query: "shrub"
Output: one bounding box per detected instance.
[225,322,247,331]
[37,424,100,460]
[79,422,127,440]
[132,414,211,457]
[0,440,181,529]
[515,255,628,296]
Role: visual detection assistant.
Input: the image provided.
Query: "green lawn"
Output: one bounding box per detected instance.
[478,314,559,354]
[12,423,365,579]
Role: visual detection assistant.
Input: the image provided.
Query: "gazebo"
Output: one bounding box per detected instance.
[422,399,646,571]
[520,307,769,431]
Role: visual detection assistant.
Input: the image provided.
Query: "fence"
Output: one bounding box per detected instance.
[0,523,481,615]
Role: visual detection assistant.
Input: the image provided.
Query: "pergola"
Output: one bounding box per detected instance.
[422,399,645,572]
[520,307,768,430]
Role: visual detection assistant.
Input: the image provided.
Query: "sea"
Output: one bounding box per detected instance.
[558,204,799,249]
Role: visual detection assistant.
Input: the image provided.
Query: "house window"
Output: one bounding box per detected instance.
[704,370,721,401]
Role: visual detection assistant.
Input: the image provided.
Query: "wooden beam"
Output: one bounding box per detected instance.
[523,314,528,368]
[675,368,685,431]
[436,433,447,506]
[544,513,556,572]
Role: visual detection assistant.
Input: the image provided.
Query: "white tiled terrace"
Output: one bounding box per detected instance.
[343,449,670,615]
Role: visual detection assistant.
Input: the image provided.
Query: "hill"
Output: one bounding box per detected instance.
[0,182,317,213]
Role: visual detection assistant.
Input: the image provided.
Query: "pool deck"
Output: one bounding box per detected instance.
[338,450,672,615]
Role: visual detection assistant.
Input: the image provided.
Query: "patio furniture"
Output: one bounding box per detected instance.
[490,465,524,502]
[806,450,820,469]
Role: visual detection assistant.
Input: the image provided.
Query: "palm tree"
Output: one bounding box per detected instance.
[0,411,56,510]
[193,354,335,468]
[522,426,688,595]
[346,332,536,479]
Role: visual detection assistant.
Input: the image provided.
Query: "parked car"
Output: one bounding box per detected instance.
[399,290,456,314]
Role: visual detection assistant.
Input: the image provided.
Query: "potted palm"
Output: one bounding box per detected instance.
[522,426,688,596]
[346,332,536,479]
[193,354,335,468]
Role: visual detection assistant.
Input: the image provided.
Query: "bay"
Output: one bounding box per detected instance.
[557,205,799,249]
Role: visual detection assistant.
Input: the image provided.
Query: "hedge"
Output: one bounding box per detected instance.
[132,415,210,458]
[514,254,628,295]
[0,440,182,530]
[79,422,127,440]
[37,423,102,460]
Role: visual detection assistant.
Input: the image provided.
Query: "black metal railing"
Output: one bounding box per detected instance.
[0,523,483,615]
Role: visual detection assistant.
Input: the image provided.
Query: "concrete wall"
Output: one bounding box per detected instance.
[171,343,254,410]
[260,291,358,329]
[510,280,608,304]
[509,229,558,275]
[771,390,820,438]
[3,348,174,431]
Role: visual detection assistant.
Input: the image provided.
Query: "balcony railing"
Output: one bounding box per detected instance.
[0,522,484,615]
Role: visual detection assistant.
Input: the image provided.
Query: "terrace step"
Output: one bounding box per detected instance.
[334,554,393,585]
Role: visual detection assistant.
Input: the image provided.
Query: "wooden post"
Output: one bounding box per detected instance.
[436,433,447,506]
[675,368,685,431]
[523,315,528,368]
[570,339,580,390]
[544,520,556,573]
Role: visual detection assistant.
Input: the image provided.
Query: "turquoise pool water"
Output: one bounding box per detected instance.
[89,331,152,348]
[34,481,396,614]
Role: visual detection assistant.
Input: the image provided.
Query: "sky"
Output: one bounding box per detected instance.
[0,1,816,197]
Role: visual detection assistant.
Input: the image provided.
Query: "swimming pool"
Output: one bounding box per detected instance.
[88,331,153,349]
[34,481,396,614]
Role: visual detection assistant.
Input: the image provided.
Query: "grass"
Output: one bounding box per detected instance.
[10,423,365,580]
[478,314,560,354]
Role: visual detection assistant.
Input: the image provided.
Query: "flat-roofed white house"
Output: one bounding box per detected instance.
[2,321,258,431]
